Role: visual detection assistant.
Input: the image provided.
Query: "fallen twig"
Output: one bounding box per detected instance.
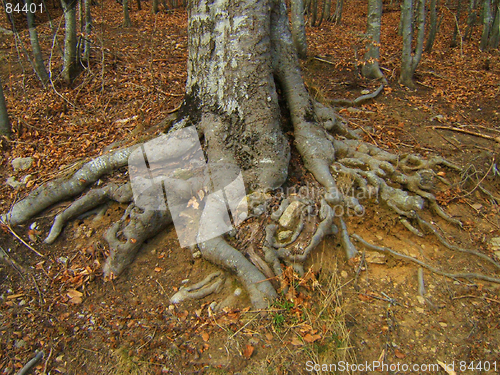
[2,224,45,258]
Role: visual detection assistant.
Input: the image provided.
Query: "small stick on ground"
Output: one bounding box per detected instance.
[3,224,45,258]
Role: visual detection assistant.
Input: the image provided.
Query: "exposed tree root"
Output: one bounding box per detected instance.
[1,146,136,226]
[198,236,277,309]
[103,206,172,277]
[328,84,385,107]
[3,0,498,312]
[352,234,500,284]
[416,215,500,270]
[45,183,133,244]
[170,271,224,304]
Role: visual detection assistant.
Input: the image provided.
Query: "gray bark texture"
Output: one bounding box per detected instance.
[424,0,438,52]
[480,0,492,50]
[152,0,159,13]
[123,0,132,27]
[361,0,385,81]
[330,0,343,24]
[291,0,308,58]
[62,0,78,83]
[489,1,500,48]
[83,0,92,61]
[0,77,11,137]
[26,0,50,85]
[399,0,425,88]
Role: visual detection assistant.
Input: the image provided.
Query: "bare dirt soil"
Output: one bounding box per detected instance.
[1,1,500,374]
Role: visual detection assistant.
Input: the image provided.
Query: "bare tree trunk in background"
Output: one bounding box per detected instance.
[123,0,132,26]
[317,0,326,26]
[291,0,307,58]
[481,0,492,50]
[324,0,332,23]
[362,0,385,81]
[451,0,462,47]
[0,77,11,137]
[489,0,500,48]
[465,0,478,40]
[310,0,318,26]
[62,0,78,84]
[152,0,159,13]
[26,0,50,85]
[399,0,425,88]
[425,0,439,52]
[331,0,344,24]
[136,0,141,10]
[83,0,91,62]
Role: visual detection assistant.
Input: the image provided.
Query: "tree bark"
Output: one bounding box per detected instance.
[26,0,50,85]
[123,0,132,26]
[152,0,159,13]
[0,77,11,137]
[489,0,500,48]
[481,0,492,50]
[361,0,385,81]
[62,0,78,84]
[425,0,438,52]
[83,0,92,62]
[451,0,462,47]
[331,0,344,24]
[291,0,308,58]
[399,0,425,88]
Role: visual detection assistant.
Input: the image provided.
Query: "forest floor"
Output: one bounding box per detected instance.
[1,0,500,374]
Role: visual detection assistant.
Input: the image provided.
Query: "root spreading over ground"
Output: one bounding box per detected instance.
[3,105,499,308]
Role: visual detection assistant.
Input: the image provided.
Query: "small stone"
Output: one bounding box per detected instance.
[416,296,425,305]
[340,270,348,278]
[192,251,202,259]
[277,230,293,241]
[279,201,303,229]
[12,157,33,171]
[415,307,425,314]
[439,322,448,328]
[361,89,370,95]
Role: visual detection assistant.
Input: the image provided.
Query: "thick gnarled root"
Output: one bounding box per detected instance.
[198,236,277,309]
[2,146,136,226]
[170,271,224,304]
[103,205,172,277]
[45,183,133,244]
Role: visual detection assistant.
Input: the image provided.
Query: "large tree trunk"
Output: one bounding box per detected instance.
[361,0,385,81]
[480,0,492,50]
[170,0,343,306]
[26,0,50,85]
[291,0,308,58]
[399,0,425,88]
[123,0,132,27]
[0,77,11,137]
[62,0,78,84]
